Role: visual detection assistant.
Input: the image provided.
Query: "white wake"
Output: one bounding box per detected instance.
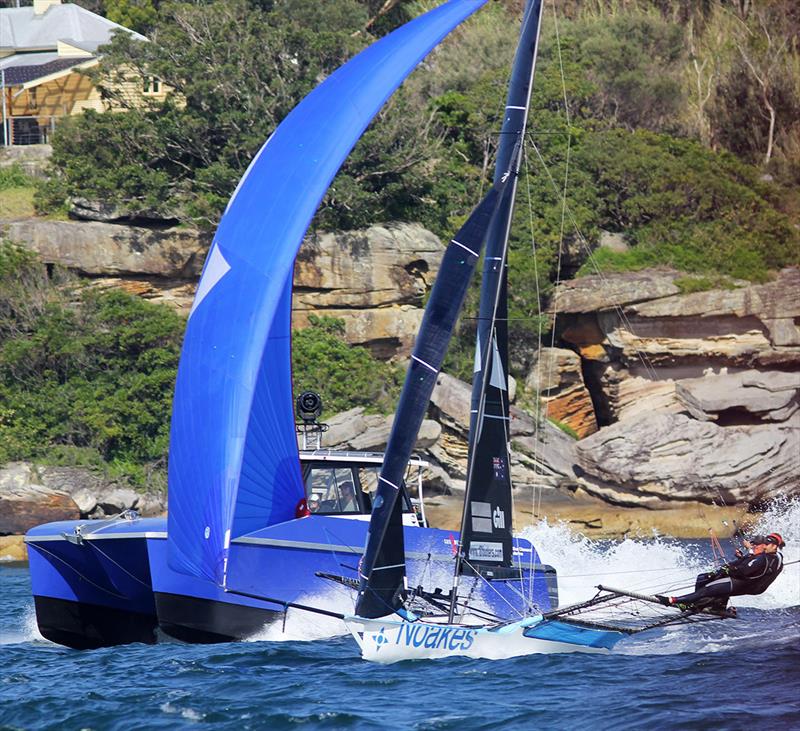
[248,498,800,644]
[519,496,800,610]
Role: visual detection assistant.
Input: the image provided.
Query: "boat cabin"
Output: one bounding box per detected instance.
[299,450,427,526]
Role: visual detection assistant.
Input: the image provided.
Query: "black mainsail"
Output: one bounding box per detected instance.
[454,0,543,594]
[355,181,510,619]
[356,0,544,621]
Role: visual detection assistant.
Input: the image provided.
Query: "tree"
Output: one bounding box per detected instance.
[733,2,798,165]
[40,0,370,227]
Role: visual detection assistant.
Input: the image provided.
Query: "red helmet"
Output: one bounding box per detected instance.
[765,532,785,548]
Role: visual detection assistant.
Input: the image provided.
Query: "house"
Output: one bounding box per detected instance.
[0,0,160,145]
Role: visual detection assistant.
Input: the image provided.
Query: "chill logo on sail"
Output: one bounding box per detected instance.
[493,506,505,529]
[374,623,477,652]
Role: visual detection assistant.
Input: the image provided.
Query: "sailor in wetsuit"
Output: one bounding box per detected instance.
[658,532,785,610]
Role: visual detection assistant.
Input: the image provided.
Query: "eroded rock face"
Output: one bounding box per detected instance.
[428,373,580,492]
[0,463,79,534]
[314,374,580,499]
[676,370,799,423]
[2,219,444,358]
[553,267,800,505]
[292,224,443,357]
[575,412,799,507]
[2,220,209,278]
[524,347,597,437]
[0,463,165,532]
[557,268,800,372]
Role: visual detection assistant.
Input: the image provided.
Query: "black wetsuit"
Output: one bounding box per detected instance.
[674,551,784,607]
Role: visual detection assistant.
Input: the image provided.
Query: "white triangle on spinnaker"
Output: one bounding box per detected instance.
[190,241,231,318]
[489,335,506,391]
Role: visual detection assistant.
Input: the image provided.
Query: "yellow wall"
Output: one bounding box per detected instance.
[102,67,172,108]
[10,70,100,117]
[8,66,171,120]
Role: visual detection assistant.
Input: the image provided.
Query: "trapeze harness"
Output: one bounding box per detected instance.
[675,551,784,606]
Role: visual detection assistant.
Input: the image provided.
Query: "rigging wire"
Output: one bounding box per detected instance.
[524,0,572,601]
[526,139,660,383]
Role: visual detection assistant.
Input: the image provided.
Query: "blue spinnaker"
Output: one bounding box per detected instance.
[167,0,488,585]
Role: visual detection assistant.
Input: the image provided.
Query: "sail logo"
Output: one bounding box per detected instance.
[492,456,506,480]
[394,623,475,651]
[471,501,493,534]
[493,506,505,529]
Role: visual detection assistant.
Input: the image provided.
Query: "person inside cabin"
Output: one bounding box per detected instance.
[339,480,358,512]
[308,493,321,513]
[658,532,785,611]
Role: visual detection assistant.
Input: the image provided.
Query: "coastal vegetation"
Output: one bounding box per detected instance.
[3,0,800,480]
[0,164,36,219]
[0,245,396,486]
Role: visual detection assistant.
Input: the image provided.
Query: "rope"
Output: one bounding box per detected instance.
[523,0,573,603]
[27,542,129,601]
[526,139,661,383]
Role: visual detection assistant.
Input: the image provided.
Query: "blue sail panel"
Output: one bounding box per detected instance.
[167,0,489,584]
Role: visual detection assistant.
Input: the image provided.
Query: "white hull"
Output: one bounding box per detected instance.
[345,615,622,664]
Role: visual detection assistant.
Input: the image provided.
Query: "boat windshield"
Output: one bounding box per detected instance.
[303,463,413,516]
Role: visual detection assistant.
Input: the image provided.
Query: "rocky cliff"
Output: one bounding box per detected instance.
[1,219,442,358]
[541,267,800,507]
[2,215,798,532]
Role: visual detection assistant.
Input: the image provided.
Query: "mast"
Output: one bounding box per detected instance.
[355,181,509,619]
[450,0,544,621]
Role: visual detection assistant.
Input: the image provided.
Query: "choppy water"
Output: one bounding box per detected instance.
[2,500,799,730]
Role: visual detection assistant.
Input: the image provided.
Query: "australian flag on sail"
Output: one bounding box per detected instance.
[493,456,506,480]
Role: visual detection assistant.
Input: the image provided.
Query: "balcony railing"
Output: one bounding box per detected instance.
[2,115,60,146]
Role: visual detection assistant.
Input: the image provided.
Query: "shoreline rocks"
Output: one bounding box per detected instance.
[1,207,797,515]
[0,462,165,536]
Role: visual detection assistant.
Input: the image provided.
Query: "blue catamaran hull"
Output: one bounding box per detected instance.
[150,515,557,642]
[27,514,557,646]
[25,518,162,649]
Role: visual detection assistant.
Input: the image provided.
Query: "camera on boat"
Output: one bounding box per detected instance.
[296,390,323,423]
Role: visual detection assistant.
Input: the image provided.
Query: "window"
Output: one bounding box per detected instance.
[305,466,359,514]
[28,87,38,110]
[357,465,413,514]
[143,76,161,94]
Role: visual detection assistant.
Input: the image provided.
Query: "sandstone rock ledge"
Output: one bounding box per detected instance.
[544,267,800,507]
[2,218,445,358]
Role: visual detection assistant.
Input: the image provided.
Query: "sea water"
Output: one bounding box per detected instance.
[2,500,798,730]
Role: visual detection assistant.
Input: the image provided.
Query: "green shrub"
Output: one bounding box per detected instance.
[548,417,579,440]
[673,275,738,294]
[0,163,34,190]
[292,316,402,416]
[0,252,184,482]
[575,130,800,281]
